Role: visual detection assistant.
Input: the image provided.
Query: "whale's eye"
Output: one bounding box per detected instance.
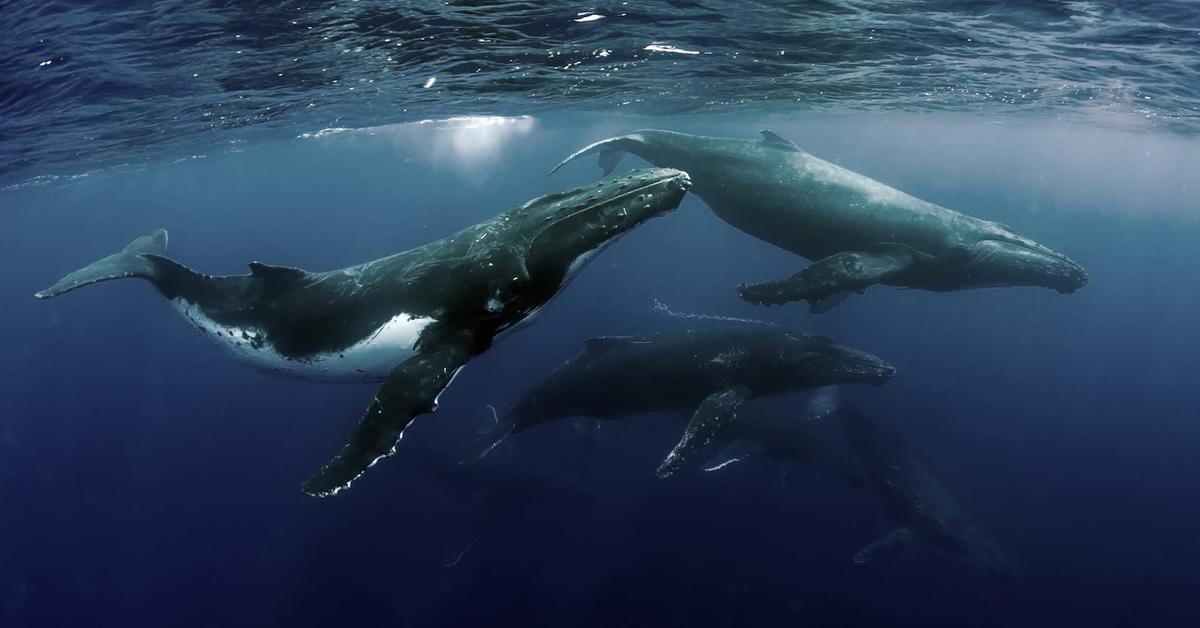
[485,279,517,313]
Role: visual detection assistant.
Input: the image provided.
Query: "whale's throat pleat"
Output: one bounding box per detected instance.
[170,298,434,382]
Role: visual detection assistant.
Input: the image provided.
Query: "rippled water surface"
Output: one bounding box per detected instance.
[3,1,1199,186]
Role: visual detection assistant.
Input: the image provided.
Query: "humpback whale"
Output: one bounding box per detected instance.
[838,403,1014,578]
[481,324,895,476]
[699,388,862,487]
[552,129,1087,311]
[36,168,692,496]
[392,439,592,567]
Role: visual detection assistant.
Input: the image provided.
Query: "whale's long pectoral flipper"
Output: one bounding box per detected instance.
[737,245,919,311]
[701,438,763,472]
[303,330,475,497]
[853,527,915,564]
[35,229,170,299]
[656,386,750,478]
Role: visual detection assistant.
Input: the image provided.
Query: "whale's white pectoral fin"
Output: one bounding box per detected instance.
[853,527,916,564]
[738,245,916,311]
[701,438,764,472]
[303,330,475,497]
[475,421,515,461]
[656,386,750,478]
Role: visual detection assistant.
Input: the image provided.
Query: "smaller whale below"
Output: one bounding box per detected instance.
[838,403,1015,578]
[552,129,1088,311]
[698,387,862,488]
[391,438,593,567]
[481,323,896,477]
[36,168,692,497]
[395,439,590,511]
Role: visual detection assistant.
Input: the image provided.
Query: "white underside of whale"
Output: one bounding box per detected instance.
[172,299,434,383]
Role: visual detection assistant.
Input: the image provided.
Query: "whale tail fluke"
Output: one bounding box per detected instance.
[549,135,641,177]
[35,229,171,299]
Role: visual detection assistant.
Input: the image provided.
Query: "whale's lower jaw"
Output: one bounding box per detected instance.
[172,299,435,383]
[963,239,1088,294]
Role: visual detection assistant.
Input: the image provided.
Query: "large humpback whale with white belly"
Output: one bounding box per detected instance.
[35,168,692,497]
[552,129,1087,311]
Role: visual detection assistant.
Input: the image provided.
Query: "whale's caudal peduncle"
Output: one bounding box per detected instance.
[553,129,1087,311]
[35,168,692,497]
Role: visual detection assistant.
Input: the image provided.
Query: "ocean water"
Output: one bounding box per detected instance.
[3,3,1200,628]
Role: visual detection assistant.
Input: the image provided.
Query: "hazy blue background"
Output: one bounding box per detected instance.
[1,113,1198,626]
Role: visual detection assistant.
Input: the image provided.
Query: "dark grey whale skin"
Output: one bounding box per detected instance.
[553,129,1088,310]
[35,168,692,497]
[838,403,1015,578]
[712,404,865,488]
[486,324,895,476]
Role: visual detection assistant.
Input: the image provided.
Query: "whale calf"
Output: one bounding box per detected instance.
[482,324,895,476]
[838,403,1014,578]
[698,388,862,487]
[36,168,692,496]
[553,129,1087,311]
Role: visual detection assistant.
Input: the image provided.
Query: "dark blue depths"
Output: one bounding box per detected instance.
[1,115,1199,627]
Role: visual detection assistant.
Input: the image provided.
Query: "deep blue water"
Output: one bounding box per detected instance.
[3,114,1199,626]
[4,2,1200,627]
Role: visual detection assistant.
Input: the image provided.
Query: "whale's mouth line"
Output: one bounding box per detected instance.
[976,233,1082,269]
[1000,240,1077,266]
[966,238,1088,292]
[966,236,1073,264]
[542,171,689,234]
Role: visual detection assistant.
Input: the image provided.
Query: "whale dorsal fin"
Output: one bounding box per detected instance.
[585,336,651,353]
[248,261,307,283]
[758,129,799,150]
